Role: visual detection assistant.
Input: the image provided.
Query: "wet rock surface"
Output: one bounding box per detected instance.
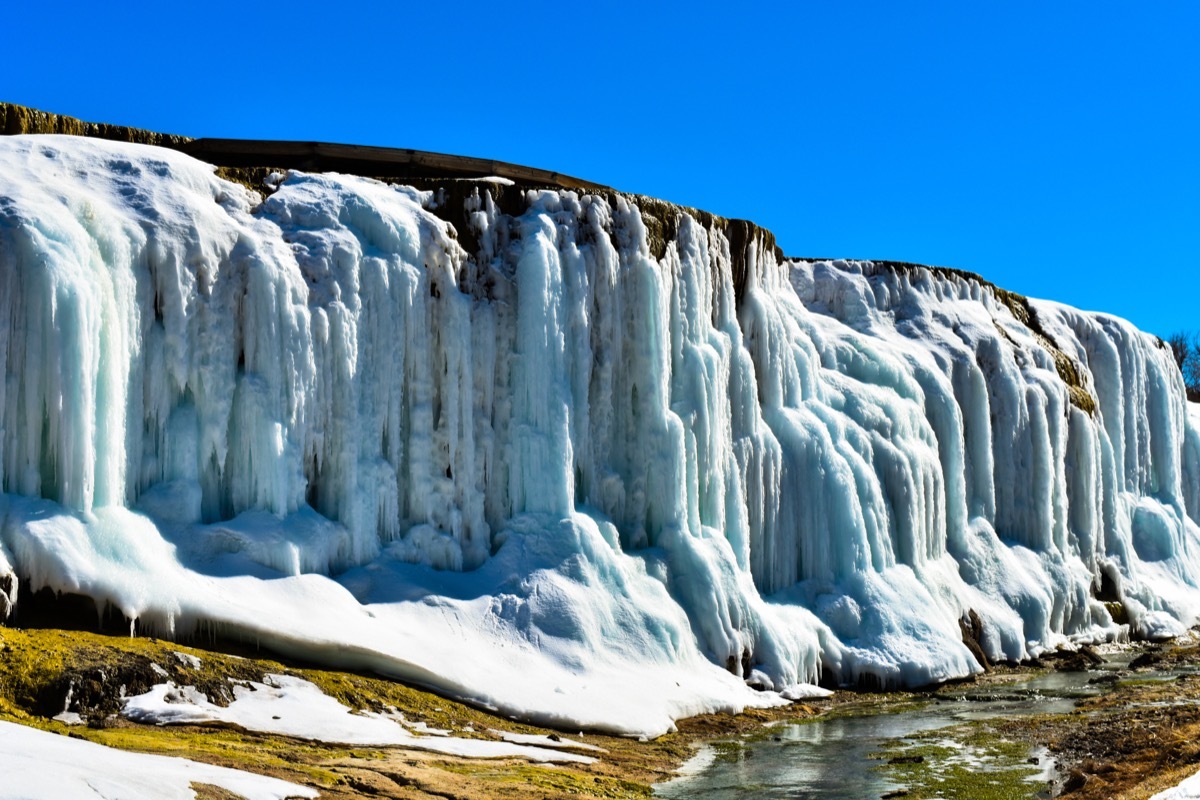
[995,639,1200,799]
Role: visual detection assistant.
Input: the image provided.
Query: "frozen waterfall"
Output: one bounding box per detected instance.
[1,134,1199,735]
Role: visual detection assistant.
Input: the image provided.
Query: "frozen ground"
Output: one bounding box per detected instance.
[0,719,316,800]
[0,135,1198,736]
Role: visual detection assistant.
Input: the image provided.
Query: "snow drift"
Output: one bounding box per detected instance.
[1,134,1198,736]
[0,719,316,800]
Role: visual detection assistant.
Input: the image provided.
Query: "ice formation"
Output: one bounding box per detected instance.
[1,135,1199,736]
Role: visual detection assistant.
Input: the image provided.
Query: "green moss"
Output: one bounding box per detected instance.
[1116,676,1175,688]
[0,624,519,740]
[75,724,347,786]
[0,626,667,798]
[777,698,931,731]
[438,760,652,798]
[0,627,68,712]
[0,626,276,722]
[874,725,1049,800]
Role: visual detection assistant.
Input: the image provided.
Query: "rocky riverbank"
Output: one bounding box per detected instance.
[655,637,1200,800]
[1018,639,1200,799]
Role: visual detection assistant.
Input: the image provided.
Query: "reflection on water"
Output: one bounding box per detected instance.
[655,663,1130,800]
[657,711,940,800]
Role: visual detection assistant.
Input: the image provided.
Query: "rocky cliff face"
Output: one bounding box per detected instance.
[0,102,191,146]
[0,112,1198,735]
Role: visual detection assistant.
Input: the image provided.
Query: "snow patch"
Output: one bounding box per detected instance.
[174,651,201,669]
[0,719,316,799]
[1152,767,1200,799]
[489,729,607,753]
[123,674,595,763]
[780,683,833,701]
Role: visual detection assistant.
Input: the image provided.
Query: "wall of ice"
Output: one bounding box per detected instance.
[1,134,1199,733]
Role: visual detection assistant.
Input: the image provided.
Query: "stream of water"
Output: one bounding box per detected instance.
[655,656,1161,800]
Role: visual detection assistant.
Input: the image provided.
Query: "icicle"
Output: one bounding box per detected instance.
[0,135,1198,730]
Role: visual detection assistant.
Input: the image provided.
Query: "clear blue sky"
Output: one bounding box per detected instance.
[7,1,1198,337]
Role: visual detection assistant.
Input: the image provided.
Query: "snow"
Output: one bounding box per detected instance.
[489,729,607,752]
[779,683,833,701]
[122,673,595,763]
[174,651,202,669]
[0,135,1198,737]
[0,719,316,800]
[1153,768,1200,799]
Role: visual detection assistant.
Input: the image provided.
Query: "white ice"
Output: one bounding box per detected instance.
[0,719,316,800]
[123,673,594,763]
[0,135,1198,737]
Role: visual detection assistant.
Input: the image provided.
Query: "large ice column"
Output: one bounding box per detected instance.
[785,257,1200,654]
[0,136,318,528]
[2,134,1200,724]
[464,191,821,683]
[745,256,956,590]
[506,195,577,516]
[258,172,489,569]
[1028,304,1200,629]
[736,256,987,682]
[0,138,494,574]
[0,143,145,512]
[1184,404,1200,523]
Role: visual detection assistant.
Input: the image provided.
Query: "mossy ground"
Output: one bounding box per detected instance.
[0,624,821,798]
[6,632,1200,799]
[872,724,1050,799]
[655,641,1200,800]
[1029,644,1200,799]
[909,639,1200,800]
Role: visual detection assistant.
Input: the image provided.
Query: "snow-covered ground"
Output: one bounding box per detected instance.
[0,720,316,800]
[122,673,595,763]
[0,134,1198,737]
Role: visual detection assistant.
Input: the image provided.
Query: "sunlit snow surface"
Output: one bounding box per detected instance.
[1154,766,1200,799]
[123,674,596,762]
[1,136,1199,736]
[0,720,316,800]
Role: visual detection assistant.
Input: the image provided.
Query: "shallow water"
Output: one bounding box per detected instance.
[655,661,1133,800]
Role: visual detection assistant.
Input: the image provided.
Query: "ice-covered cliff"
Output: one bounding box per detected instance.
[1,134,1199,735]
